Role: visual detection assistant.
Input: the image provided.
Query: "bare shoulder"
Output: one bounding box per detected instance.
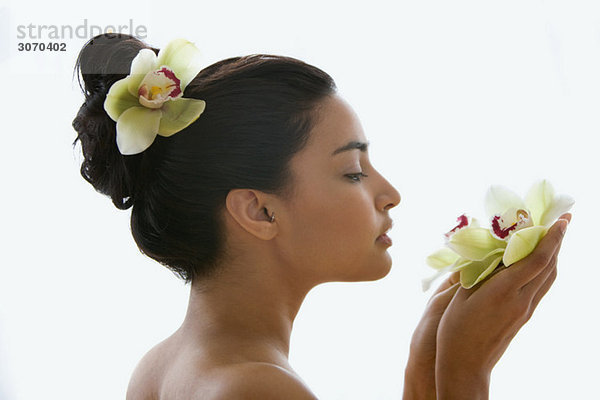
[204,362,319,400]
[126,341,167,400]
[126,339,317,400]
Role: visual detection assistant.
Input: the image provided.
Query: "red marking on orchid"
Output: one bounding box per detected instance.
[138,85,148,98]
[445,214,469,238]
[157,67,182,97]
[491,215,517,239]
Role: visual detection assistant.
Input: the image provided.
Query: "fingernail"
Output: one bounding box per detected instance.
[558,219,568,235]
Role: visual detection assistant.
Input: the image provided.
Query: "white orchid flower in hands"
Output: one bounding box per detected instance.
[423,180,574,290]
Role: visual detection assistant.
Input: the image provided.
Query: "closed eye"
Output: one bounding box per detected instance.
[346,172,369,183]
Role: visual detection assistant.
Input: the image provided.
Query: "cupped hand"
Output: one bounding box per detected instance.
[404,272,460,399]
[434,213,571,399]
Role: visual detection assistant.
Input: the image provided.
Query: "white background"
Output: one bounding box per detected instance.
[0,0,598,399]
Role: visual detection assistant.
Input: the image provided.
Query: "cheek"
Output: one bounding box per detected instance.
[288,190,375,266]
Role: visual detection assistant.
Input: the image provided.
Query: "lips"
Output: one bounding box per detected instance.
[377,233,392,245]
[376,220,393,245]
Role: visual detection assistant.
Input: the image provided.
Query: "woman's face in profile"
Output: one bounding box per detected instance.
[276,95,401,284]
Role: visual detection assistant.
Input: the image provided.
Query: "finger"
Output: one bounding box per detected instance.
[448,270,460,286]
[558,213,572,223]
[519,223,565,292]
[521,252,557,296]
[450,284,472,303]
[428,275,460,308]
[428,282,461,310]
[527,261,558,317]
[509,218,568,287]
[431,271,460,297]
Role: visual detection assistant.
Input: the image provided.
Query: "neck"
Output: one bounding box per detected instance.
[179,256,314,365]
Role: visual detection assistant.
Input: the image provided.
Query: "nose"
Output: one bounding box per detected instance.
[375,172,401,212]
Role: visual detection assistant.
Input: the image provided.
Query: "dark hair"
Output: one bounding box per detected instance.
[72,33,337,283]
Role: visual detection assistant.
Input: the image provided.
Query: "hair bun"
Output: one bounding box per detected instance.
[72,33,158,209]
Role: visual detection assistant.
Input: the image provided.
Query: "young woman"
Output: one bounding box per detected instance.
[73,33,571,399]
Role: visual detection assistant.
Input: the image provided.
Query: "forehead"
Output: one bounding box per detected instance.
[304,95,367,156]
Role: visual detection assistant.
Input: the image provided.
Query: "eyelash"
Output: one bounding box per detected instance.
[346,172,369,183]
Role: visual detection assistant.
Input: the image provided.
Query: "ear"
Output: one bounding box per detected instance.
[225,189,277,240]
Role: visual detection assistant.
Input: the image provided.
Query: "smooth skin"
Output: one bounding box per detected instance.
[126,94,571,399]
[127,94,400,399]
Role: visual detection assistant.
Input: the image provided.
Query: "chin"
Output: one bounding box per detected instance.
[345,252,394,282]
[365,257,393,281]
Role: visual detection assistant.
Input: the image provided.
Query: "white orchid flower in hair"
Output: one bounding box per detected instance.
[423,180,574,290]
[103,38,206,155]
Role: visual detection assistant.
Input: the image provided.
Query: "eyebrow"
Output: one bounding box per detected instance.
[331,140,370,156]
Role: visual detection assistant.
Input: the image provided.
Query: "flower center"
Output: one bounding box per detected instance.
[137,67,182,108]
[491,208,532,239]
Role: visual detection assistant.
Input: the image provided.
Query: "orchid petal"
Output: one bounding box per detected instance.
[426,248,461,270]
[116,106,162,155]
[524,180,555,225]
[539,194,575,226]
[156,38,203,89]
[460,250,504,289]
[446,227,506,261]
[127,48,158,97]
[422,255,472,291]
[502,225,548,266]
[158,98,206,137]
[422,265,454,291]
[485,185,526,218]
[104,77,139,121]
[453,258,473,271]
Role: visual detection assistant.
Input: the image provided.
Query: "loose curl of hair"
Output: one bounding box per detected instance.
[72,33,337,283]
